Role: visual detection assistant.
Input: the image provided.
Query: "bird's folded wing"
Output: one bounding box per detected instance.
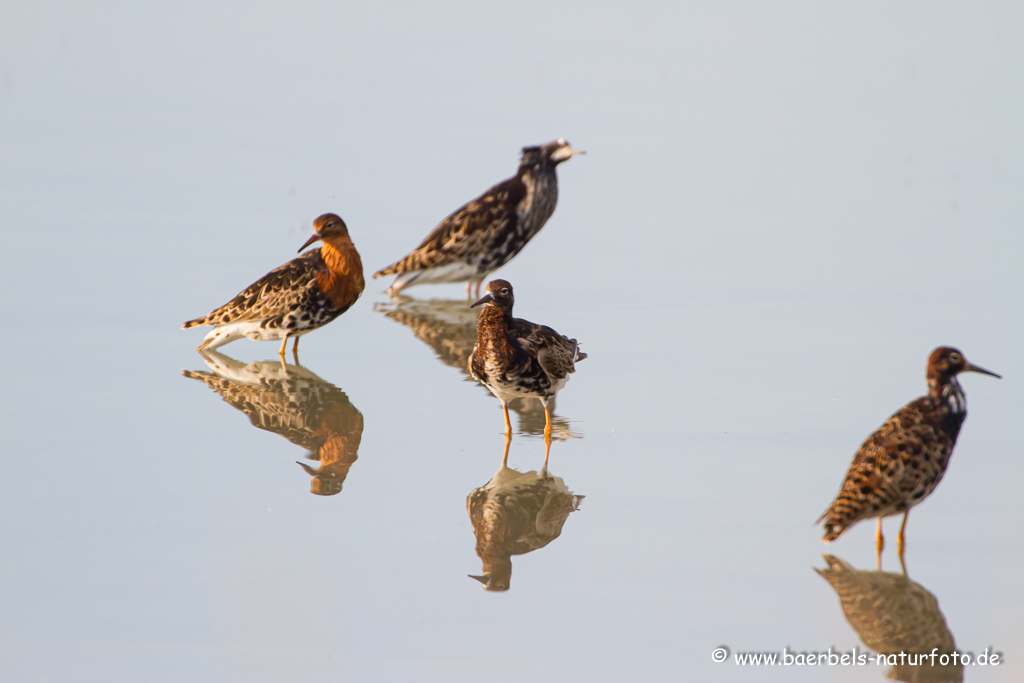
[512,319,580,379]
[199,251,322,325]
[376,176,526,275]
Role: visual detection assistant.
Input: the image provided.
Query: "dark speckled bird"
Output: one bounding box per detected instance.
[818,347,1000,561]
[183,213,364,361]
[373,138,584,299]
[469,280,586,441]
[373,297,580,440]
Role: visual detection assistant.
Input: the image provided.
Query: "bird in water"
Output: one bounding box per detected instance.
[469,280,586,442]
[373,297,580,440]
[818,347,1000,565]
[373,138,584,299]
[183,213,364,361]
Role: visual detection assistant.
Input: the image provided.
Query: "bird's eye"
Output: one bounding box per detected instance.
[949,353,961,362]
[500,288,509,295]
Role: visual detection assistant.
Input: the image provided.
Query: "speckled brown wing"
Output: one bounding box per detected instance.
[184,250,326,327]
[509,318,587,383]
[374,175,527,276]
[820,397,952,541]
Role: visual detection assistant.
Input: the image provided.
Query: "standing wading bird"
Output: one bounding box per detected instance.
[469,280,586,442]
[373,297,580,440]
[182,213,364,361]
[373,138,584,299]
[818,347,1000,566]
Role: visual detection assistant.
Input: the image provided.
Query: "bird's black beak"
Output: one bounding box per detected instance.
[471,292,493,308]
[298,232,321,253]
[964,362,1001,379]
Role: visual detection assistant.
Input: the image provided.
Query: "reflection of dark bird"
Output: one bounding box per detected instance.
[183,350,363,496]
[818,347,1000,561]
[467,437,583,591]
[183,213,364,361]
[470,280,586,442]
[374,296,578,440]
[816,555,962,683]
[374,138,584,299]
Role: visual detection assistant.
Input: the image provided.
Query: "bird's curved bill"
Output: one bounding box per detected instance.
[298,233,321,253]
[965,362,1001,379]
[471,292,493,308]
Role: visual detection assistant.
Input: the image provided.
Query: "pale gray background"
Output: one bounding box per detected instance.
[1,2,1022,681]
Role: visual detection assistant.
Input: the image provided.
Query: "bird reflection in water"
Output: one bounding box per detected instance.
[183,349,363,496]
[467,436,583,591]
[375,297,578,439]
[816,555,962,683]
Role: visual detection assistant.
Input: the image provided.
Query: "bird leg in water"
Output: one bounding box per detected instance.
[543,402,553,442]
[501,433,511,467]
[543,436,551,470]
[503,402,512,437]
[292,336,301,364]
[279,336,288,361]
[875,517,884,570]
[897,510,909,560]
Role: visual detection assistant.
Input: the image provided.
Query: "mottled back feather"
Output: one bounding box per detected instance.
[184,249,330,327]
[375,175,528,277]
[819,396,956,541]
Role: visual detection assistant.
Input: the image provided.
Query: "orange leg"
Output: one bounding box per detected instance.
[503,402,512,437]
[501,433,511,467]
[466,280,473,300]
[292,336,300,364]
[875,517,884,570]
[897,510,909,560]
[474,280,483,299]
[279,336,288,361]
[543,402,553,443]
[542,435,552,470]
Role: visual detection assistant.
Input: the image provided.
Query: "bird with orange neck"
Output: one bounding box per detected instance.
[183,213,364,361]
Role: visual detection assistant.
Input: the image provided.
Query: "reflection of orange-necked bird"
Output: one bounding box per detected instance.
[374,139,583,299]
[818,347,999,562]
[183,350,363,496]
[816,554,962,683]
[183,213,364,361]
[469,280,586,442]
[467,437,583,591]
[374,297,580,440]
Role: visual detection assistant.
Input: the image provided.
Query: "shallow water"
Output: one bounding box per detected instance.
[2,3,1023,682]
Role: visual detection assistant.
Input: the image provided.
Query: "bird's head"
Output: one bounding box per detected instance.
[299,213,350,252]
[520,138,585,170]
[926,347,1001,389]
[471,279,515,312]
